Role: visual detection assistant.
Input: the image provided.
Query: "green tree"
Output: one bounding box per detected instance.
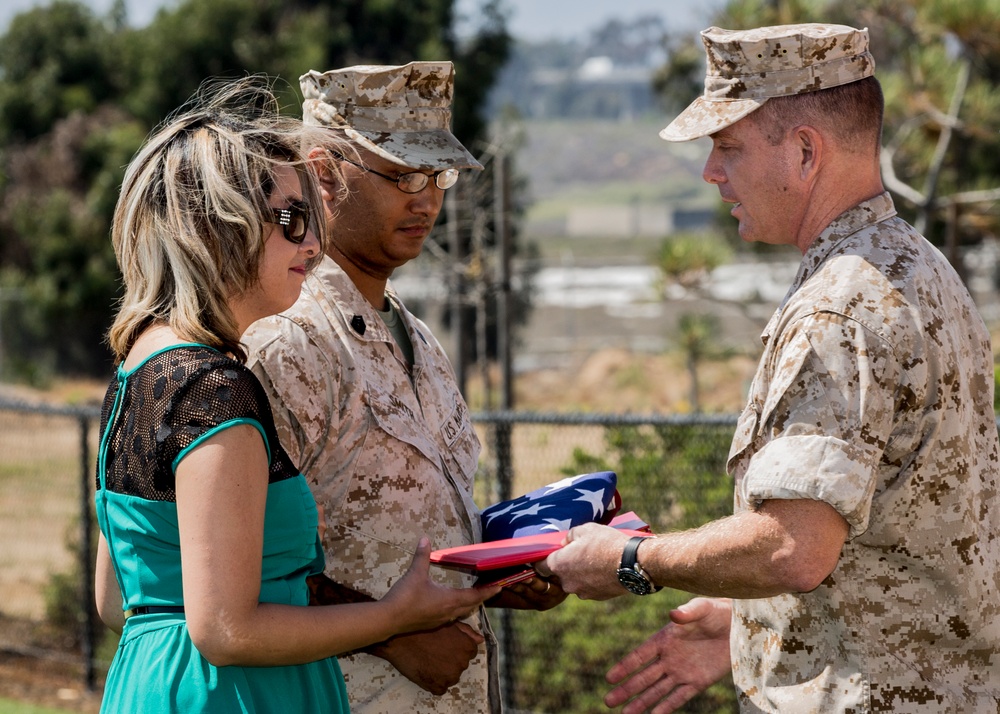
[653,232,748,413]
[119,0,509,164]
[0,2,119,144]
[0,0,514,380]
[119,0,304,124]
[653,0,1000,257]
[656,231,732,289]
[566,423,734,532]
[652,32,705,116]
[1,102,143,380]
[678,313,735,414]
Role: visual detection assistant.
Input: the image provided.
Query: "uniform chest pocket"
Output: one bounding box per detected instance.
[366,389,439,466]
[364,388,480,492]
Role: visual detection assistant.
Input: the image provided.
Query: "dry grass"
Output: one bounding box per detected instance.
[0,410,97,620]
[468,346,754,506]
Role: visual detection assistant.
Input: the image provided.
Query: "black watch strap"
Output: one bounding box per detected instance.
[620,536,646,570]
[617,536,660,595]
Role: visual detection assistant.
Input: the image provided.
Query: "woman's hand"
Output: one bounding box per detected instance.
[380,537,501,633]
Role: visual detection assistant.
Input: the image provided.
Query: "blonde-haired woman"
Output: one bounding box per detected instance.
[95,77,497,713]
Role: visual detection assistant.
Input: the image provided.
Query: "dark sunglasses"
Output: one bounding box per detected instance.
[267,200,311,244]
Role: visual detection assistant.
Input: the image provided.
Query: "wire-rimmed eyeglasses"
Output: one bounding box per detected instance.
[267,200,310,244]
[330,151,459,194]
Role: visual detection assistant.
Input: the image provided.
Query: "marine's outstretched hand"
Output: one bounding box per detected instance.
[604,597,732,714]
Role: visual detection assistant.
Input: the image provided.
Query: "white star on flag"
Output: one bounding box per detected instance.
[510,503,554,521]
[538,518,574,532]
[575,488,607,519]
[478,471,618,541]
[483,500,520,526]
[531,475,582,499]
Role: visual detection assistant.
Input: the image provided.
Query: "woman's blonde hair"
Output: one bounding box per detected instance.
[108,75,334,363]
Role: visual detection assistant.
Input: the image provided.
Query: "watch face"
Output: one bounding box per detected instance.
[617,567,654,596]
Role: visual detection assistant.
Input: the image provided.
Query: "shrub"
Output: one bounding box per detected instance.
[502,422,738,713]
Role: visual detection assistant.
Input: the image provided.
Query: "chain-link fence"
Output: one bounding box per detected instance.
[0,398,102,692]
[0,397,743,712]
[474,412,742,714]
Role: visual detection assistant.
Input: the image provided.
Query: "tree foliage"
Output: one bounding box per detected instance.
[0,2,119,144]
[565,423,734,532]
[0,0,512,381]
[656,231,732,289]
[652,0,1000,254]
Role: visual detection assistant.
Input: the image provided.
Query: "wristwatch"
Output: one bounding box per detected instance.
[617,536,660,595]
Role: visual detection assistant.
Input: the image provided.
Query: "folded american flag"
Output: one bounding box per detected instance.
[481,471,620,542]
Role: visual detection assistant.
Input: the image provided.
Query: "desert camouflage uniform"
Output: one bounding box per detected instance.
[727,193,1000,712]
[244,256,499,714]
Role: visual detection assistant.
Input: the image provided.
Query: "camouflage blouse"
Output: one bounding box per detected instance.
[727,193,1000,713]
[243,256,498,714]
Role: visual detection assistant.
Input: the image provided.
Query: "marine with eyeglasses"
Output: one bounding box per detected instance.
[243,62,566,714]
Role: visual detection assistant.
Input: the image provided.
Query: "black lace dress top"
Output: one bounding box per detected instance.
[97,344,299,500]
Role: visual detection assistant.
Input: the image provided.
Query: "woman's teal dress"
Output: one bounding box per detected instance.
[95,344,349,713]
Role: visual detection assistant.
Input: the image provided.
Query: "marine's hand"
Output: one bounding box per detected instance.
[315,502,326,542]
[382,537,501,634]
[486,575,568,610]
[541,522,632,600]
[375,622,484,695]
[604,597,733,714]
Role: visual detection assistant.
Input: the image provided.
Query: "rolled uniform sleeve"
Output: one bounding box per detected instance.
[736,311,898,538]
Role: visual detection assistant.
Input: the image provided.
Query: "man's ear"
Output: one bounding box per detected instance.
[307,146,341,201]
[793,125,824,182]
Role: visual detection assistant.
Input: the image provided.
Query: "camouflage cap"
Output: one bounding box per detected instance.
[300,61,483,170]
[660,23,875,142]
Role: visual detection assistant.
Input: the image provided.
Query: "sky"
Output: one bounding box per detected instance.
[1,0,727,40]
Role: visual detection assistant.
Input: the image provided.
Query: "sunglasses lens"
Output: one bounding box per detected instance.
[288,209,307,243]
[271,203,309,244]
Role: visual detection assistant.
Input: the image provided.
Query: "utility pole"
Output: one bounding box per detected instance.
[494,150,514,413]
[492,147,517,710]
[445,190,467,395]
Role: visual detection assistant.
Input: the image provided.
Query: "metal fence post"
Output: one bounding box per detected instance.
[78,414,96,691]
[493,418,515,709]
